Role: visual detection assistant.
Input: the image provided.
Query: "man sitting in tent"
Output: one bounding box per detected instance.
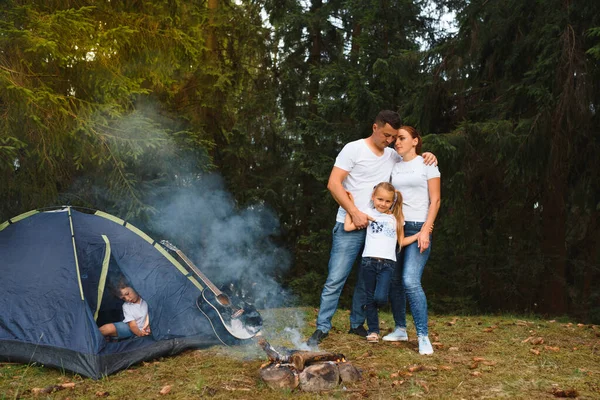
[99,284,151,339]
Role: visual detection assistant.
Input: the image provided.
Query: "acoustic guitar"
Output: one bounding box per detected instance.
[160,240,263,345]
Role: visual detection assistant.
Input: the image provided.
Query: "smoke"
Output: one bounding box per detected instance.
[147,174,292,309]
[68,101,312,348]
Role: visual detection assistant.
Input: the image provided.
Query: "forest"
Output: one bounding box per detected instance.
[1,0,599,322]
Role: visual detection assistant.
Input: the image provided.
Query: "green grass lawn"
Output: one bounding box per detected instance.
[1,308,599,399]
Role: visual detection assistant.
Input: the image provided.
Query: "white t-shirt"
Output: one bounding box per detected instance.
[390,155,440,222]
[361,208,398,262]
[122,299,149,331]
[334,139,401,223]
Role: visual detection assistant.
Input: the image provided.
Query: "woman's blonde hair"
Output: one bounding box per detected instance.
[372,182,405,245]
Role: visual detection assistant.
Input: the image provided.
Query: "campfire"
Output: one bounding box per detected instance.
[257,337,362,392]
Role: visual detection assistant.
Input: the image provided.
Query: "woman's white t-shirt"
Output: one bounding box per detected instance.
[391,155,440,222]
[361,208,398,262]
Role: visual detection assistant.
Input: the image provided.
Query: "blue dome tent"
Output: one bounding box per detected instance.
[0,207,223,378]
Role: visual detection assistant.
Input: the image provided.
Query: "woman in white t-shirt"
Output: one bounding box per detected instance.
[384,126,441,355]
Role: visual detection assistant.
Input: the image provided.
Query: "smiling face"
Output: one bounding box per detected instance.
[394,128,419,157]
[371,122,400,151]
[372,187,395,213]
[119,287,140,304]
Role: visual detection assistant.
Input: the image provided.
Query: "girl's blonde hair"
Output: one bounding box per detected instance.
[372,182,405,245]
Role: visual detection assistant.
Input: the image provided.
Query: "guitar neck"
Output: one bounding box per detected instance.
[176,250,222,296]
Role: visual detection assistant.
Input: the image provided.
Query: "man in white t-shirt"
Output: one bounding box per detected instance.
[307,111,437,346]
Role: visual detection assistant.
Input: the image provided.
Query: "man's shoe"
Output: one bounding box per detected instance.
[418,335,434,355]
[307,329,328,346]
[382,327,409,342]
[348,325,368,337]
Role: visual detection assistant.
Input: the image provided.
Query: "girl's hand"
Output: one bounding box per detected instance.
[417,229,430,253]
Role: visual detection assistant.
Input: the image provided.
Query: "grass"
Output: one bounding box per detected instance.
[1,308,599,399]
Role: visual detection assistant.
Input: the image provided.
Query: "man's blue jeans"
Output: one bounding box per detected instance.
[316,222,366,333]
[361,257,395,334]
[389,221,431,337]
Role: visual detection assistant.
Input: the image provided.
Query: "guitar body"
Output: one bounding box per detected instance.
[197,288,263,345]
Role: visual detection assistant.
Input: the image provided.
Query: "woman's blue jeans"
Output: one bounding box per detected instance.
[389,221,431,337]
[361,257,395,334]
[316,222,366,333]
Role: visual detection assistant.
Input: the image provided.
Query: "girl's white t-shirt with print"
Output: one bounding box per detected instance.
[391,155,440,222]
[361,208,398,262]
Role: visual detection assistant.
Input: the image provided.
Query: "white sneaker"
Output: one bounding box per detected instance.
[382,327,408,342]
[418,335,434,355]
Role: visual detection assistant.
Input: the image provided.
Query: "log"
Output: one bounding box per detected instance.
[259,364,299,390]
[257,337,290,363]
[289,351,345,371]
[299,362,340,392]
[338,362,362,383]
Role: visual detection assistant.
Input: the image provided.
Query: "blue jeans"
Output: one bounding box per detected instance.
[114,321,134,339]
[361,257,395,334]
[389,221,431,337]
[316,222,366,333]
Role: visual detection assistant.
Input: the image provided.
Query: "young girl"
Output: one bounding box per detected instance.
[345,182,418,342]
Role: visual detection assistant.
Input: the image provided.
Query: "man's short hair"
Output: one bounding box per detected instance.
[374,110,402,130]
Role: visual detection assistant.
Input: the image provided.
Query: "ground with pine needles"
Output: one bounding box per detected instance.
[1,308,599,399]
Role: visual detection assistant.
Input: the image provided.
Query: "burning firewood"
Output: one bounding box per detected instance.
[257,337,291,363]
[257,337,360,391]
[289,351,346,371]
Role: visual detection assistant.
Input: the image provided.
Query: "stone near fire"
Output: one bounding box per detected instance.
[259,364,299,390]
[338,362,362,382]
[299,362,340,392]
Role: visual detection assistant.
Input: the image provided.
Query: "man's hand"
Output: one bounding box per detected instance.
[422,152,438,166]
[349,209,370,229]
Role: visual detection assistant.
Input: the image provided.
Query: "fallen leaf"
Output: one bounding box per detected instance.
[439,365,453,371]
[60,382,76,389]
[522,336,533,343]
[31,388,45,395]
[446,318,458,326]
[530,349,540,355]
[531,337,544,345]
[551,388,579,398]
[159,385,172,395]
[432,342,444,349]
[470,371,482,376]
[95,391,109,397]
[482,361,497,366]
[449,347,459,352]
[577,323,584,327]
[392,380,405,387]
[483,327,495,333]
[548,320,556,323]
[390,372,400,378]
[544,346,560,352]
[472,357,486,362]
[408,365,424,372]
[416,380,429,393]
[469,362,479,369]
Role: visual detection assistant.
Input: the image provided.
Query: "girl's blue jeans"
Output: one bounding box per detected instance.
[361,257,395,334]
[389,221,432,337]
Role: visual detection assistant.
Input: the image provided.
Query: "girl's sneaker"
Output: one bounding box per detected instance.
[382,327,408,342]
[418,335,434,355]
[366,332,380,343]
